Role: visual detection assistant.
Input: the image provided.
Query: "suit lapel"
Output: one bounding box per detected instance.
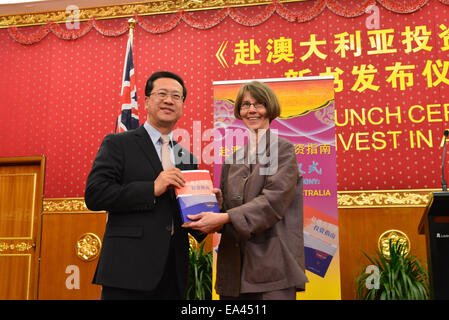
[133,126,163,173]
[173,141,196,170]
[173,141,183,170]
[233,143,250,170]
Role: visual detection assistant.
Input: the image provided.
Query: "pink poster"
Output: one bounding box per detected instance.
[212,76,340,299]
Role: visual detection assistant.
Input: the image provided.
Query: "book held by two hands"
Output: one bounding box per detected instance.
[175,170,220,223]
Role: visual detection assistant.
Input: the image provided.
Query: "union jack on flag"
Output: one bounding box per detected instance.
[116,32,139,132]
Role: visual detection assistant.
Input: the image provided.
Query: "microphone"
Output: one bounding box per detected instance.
[442,130,449,191]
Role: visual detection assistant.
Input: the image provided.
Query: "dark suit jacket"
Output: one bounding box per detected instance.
[215,131,308,297]
[85,125,204,295]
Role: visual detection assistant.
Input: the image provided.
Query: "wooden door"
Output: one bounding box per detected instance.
[0,156,45,300]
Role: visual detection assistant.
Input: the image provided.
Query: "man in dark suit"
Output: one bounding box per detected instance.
[85,71,204,300]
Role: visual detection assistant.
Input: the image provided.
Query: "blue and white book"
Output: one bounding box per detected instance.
[175,170,220,223]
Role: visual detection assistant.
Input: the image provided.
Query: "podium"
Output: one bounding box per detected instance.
[418,192,449,300]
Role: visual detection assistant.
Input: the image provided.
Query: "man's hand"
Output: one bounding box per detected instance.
[154,167,185,197]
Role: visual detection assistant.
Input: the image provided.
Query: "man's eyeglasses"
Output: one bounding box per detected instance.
[240,102,265,111]
[149,90,183,102]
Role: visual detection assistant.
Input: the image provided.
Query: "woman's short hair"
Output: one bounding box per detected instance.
[234,81,281,122]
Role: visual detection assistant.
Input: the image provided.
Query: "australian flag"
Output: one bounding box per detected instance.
[116,33,139,132]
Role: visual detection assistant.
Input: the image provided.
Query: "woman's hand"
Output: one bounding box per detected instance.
[182,211,230,234]
[213,188,223,210]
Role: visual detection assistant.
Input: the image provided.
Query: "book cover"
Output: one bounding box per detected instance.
[175,170,220,223]
[303,205,338,278]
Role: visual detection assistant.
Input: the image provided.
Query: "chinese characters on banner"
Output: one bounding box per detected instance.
[230,25,449,93]
[212,77,339,300]
[213,7,449,191]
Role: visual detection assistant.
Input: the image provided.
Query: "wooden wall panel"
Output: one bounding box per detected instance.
[38,209,107,300]
[337,190,432,300]
[0,255,31,299]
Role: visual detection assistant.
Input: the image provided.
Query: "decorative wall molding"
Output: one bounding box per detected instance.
[42,197,201,249]
[0,0,303,28]
[2,0,447,29]
[43,198,104,214]
[0,241,34,252]
[377,229,410,259]
[43,190,437,214]
[337,189,438,208]
[76,233,102,261]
